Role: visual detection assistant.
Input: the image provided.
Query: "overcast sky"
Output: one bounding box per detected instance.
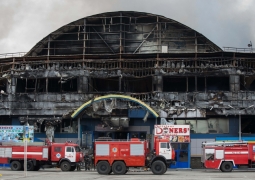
[0,0,254,54]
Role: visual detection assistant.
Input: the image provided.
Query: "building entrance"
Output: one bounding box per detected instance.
[170,143,190,168]
[154,125,191,169]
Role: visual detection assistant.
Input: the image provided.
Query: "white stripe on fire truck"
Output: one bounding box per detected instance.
[12,152,43,155]
[225,152,248,154]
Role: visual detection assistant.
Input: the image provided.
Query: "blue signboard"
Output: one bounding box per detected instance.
[0,126,34,142]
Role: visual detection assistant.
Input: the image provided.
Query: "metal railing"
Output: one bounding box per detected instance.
[223,47,254,53]
[0,52,27,59]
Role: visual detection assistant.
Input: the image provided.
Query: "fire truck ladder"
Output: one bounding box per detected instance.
[202,141,248,147]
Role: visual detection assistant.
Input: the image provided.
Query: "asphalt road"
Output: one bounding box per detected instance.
[0,168,255,180]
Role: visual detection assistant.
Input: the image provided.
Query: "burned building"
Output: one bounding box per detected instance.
[0,11,255,168]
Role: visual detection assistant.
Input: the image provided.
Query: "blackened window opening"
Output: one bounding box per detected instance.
[197,77,206,91]
[16,79,26,93]
[123,77,152,93]
[248,79,255,91]
[37,79,47,92]
[26,79,36,92]
[61,78,78,92]
[163,77,186,92]
[90,77,119,92]
[48,78,61,92]
[242,117,255,133]
[207,77,229,91]
[188,77,195,92]
[0,80,7,93]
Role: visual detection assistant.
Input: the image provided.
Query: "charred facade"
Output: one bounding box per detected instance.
[1,11,255,168]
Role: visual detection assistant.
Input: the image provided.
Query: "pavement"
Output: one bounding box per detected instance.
[1,168,255,180]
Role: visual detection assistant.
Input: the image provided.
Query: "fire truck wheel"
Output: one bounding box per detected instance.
[220,162,233,172]
[112,161,126,175]
[97,161,111,175]
[27,161,35,171]
[60,161,71,171]
[11,161,22,171]
[151,160,166,175]
[165,167,168,173]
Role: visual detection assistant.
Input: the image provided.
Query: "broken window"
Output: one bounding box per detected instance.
[197,120,208,133]
[248,79,255,91]
[242,117,255,134]
[16,78,77,93]
[17,79,46,93]
[197,77,206,91]
[48,78,78,93]
[26,79,37,92]
[60,119,77,133]
[185,120,197,133]
[36,79,47,93]
[48,78,61,92]
[123,77,152,93]
[90,77,119,92]
[61,78,77,92]
[207,77,229,91]
[0,79,7,93]
[163,77,186,92]
[16,78,47,93]
[188,77,195,92]
[16,79,26,93]
[240,75,247,90]
[240,76,255,91]
[176,118,229,134]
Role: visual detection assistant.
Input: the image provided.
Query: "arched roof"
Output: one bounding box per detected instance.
[71,94,159,119]
[26,11,222,56]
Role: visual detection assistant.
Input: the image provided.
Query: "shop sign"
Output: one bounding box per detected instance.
[0,126,34,142]
[154,125,190,143]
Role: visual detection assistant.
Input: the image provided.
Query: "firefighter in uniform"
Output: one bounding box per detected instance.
[84,153,91,171]
[76,162,81,171]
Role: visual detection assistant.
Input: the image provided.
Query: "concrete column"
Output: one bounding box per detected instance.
[77,76,88,93]
[157,76,163,92]
[230,75,240,92]
[10,77,16,94]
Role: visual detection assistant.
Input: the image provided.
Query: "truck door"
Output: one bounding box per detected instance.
[204,148,221,169]
[159,142,171,160]
[65,146,75,162]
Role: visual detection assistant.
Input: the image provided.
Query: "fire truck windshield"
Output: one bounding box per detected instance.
[74,146,81,152]
[160,142,170,149]
[205,149,214,160]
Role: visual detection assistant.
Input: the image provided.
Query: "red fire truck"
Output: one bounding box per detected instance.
[202,141,255,172]
[0,142,83,171]
[94,136,175,175]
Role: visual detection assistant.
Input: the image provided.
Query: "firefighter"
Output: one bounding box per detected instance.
[84,153,91,171]
[90,154,95,170]
[76,162,81,171]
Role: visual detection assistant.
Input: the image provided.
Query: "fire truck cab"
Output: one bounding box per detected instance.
[201,141,255,172]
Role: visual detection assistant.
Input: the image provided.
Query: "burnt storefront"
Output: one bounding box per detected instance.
[1,11,255,168]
